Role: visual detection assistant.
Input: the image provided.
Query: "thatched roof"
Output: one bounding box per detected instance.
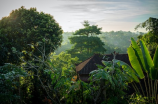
[76,53,131,74]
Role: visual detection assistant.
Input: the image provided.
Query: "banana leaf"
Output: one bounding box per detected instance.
[139,40,154,78]
[127,47,144,79]
[115,59,139,82]
[131,38,147,72]
[151,46,158,79]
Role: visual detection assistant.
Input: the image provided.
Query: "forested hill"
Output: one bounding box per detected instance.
[55,31,144,55]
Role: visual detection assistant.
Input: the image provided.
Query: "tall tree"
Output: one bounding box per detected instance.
[135,17,158,35]
[0,6,63,65]
[135,17,158,57]
[0,6,63,103]
[67,21,105,61]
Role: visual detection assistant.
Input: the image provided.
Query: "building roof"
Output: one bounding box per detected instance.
[76,53,131,74]
[76,54,103,74]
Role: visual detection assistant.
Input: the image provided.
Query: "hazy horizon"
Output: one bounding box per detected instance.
[0,0,158,32]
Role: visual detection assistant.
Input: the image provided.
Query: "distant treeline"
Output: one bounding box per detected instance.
[55,31,145,55]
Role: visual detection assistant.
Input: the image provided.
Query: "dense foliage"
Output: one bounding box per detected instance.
[1,6,158,104]
[127,38,158,103]
[138,32,158,58]
[0,6,63,104]
[0,6,63,65]
[50,52,80,77]
[88,52,137,104]
[0,64,27,103]
[135,17,158,35]
[136,17,158,58]
[67,36,106,61]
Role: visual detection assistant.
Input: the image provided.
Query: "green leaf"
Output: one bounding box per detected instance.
[131,38,146,72]
[151,46,158,79]
[11,47,17,53]
[102,60,112,66]
[115,59,139,82]
[127,47,144,79]
[139,40,154,75]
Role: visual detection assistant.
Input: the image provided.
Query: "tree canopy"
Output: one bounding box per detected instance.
[50,52,80,77]
[73,20,102,36]
[66,21,105,61]
[135,17,158,35]
[67,36,106,61]
[0,6,63,65]
[138,32,158,58]
[99,31,139,53]
[135,17,158,57]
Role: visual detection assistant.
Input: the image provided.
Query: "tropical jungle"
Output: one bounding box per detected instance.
[0,7,158,104]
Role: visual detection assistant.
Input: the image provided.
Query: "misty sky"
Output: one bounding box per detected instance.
[0,0,158,32]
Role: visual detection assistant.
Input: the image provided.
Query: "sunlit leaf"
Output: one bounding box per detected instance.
[127,47,144,79]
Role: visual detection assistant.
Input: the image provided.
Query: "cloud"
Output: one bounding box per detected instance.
[49,0,158,32]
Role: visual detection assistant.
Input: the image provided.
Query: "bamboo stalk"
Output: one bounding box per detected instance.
[151,78,155,103]
[147,73,151,102]
[154,80,157,104]
[131,83,138,93]
[144,77,149,98]
[155,80,158,104]
[155,68,158,104]
[133,82,141,94]
[139,82,145,97]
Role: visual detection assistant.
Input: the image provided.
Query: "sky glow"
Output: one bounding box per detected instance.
[0,0,158,32]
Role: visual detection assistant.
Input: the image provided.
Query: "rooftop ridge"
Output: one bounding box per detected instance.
[76,54,103,72]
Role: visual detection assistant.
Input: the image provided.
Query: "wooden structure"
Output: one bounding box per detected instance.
[76,53,131,82]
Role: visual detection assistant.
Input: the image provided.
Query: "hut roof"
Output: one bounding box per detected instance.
[76,54,103,74]
[76,53,131,74]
